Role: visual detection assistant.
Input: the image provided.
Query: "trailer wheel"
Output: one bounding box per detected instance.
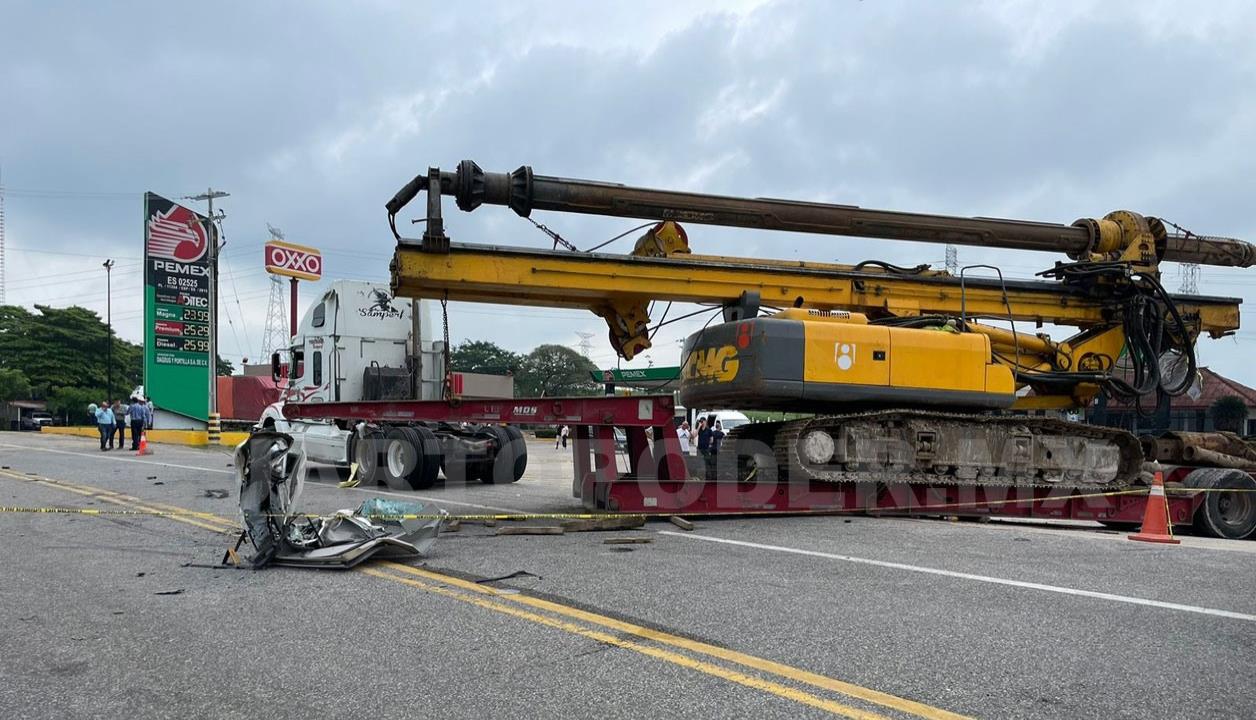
[354,427,386,487]
[1183,468,1256,540]
[477,425,527,484]
[504,426,528,480]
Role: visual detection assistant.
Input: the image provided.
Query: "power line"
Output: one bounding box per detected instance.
[7,246,142,260]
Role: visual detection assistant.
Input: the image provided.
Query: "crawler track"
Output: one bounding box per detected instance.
[724,410,1145,490]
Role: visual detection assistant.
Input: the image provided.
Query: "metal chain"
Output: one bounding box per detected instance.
[526,217,579,251]
[441,292,452,400]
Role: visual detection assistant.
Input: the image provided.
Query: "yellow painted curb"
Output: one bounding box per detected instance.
[40,426,250,447]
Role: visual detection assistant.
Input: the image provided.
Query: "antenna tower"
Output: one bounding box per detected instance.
[1178,263,1199,295]
[575,331,595,357]
[259,224,290,357]
[944,245,957,275]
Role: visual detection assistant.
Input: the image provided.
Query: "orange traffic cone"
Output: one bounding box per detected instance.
[136,432,153,456]
[1129,466,1179,545]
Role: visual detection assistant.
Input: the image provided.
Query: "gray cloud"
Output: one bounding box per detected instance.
[2,0,1254,380]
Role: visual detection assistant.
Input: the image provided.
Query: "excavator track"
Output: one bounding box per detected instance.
[722,410,1144,490]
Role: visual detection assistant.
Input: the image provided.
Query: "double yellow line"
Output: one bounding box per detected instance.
[0,468,968,720]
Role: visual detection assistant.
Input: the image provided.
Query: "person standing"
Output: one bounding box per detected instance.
[676,421,691,454]
[129,395,150,450]
[112,398,129,450]
[711,420,726,455]
[697,415,715,479]
[95,400,115,451]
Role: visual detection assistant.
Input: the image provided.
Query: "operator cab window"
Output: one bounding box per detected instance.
[312,302,325,327]
[312,351,322,385]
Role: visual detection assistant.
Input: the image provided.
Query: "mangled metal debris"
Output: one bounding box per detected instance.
[234,431,444,569]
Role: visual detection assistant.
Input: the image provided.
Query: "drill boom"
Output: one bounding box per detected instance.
[388,160,1255,268]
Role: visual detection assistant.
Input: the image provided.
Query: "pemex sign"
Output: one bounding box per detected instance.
[264,240,322,281]
[144,192,213,422]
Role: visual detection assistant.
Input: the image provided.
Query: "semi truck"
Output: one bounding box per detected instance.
[259,280,526,489]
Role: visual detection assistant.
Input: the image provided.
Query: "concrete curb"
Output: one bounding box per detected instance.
[41,426,250,447]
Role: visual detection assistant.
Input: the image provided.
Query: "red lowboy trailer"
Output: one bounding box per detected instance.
[284,394,1255,538]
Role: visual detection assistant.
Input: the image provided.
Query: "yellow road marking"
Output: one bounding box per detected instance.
[381,561,970,720]
[0,468,969,719]
[361,566,892,719]
[0,470,234,535]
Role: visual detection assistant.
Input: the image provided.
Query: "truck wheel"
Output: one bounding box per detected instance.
[408,426,442,490]
[477,426,527,484]
[354,428,386,487]
[382,426,421,490]
[1184,468,1256,540]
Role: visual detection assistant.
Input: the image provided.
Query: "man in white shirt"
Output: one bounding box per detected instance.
[676,421,691,454]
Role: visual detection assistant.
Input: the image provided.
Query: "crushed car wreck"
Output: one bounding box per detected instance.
[233,431,444,569]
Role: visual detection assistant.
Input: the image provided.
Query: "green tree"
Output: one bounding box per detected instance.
[0,304,142,399]
[46,385,106,426]
[217,355,236,376]
[451,340,520,375]
[1210,395,1249,433]
[515,344,600,397]
[0,368,32,401]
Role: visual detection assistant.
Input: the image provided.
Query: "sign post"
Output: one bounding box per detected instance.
[143,193,213,426]
[264,239,322,337]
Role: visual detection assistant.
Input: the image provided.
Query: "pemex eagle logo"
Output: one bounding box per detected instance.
[147,204,208,262]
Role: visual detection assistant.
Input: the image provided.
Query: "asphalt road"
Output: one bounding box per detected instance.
[1,432,1253,719]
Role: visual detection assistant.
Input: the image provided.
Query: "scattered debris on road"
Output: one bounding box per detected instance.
[203,489,229,499]
[560,516,645,532]
[604,537,652,545]
[475,570,541,584]
[235,431,445,569]
[497,526,564,536]
[668,516,694,531]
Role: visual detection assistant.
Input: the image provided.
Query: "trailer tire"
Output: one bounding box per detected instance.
[504,426,528,480]
[477,425,527,484]
[354,427,386,487]
[1183,467,1256,540]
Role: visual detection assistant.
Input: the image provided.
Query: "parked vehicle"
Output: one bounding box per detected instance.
[20,412,54,431]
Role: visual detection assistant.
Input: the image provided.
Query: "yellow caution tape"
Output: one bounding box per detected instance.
[1,486,1249,523]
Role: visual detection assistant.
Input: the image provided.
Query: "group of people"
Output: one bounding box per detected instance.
[676,416,725,478]
[90,394,153,451]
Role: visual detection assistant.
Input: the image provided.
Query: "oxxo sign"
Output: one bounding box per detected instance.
[264,240,323,281]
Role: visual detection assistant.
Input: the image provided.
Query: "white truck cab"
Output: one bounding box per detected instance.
[260,281,523,487]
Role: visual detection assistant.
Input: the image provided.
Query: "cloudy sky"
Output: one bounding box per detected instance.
[3,0,1255,384]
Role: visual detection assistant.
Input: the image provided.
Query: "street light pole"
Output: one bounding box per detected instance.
[102,259,114,398]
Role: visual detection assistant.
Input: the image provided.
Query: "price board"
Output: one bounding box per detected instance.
[143,193,212,421]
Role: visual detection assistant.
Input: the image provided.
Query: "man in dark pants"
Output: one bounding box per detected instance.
[95,400,115,451]
[112,398,128,450]
[697,415,716,480]
[129,395,150,450]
